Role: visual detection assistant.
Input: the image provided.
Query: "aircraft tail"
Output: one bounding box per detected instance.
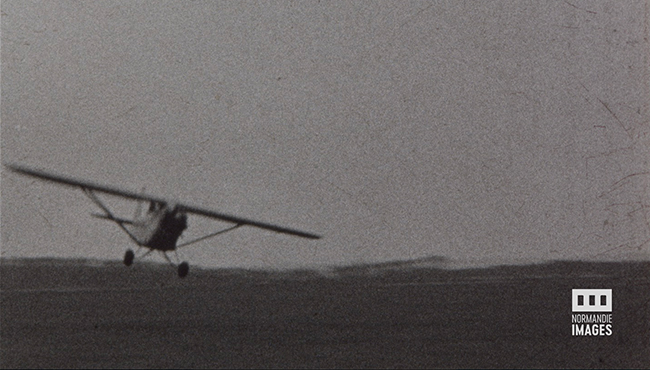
[134,187,146,219]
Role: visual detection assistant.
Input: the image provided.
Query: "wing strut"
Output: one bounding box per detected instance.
[176,224,243,249]
[83,188,141,246]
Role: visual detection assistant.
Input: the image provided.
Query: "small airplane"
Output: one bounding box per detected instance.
[5,164,321,277]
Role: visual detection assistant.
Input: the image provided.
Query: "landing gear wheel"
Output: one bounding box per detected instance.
[178,262,189,278]
[124,249,135,266]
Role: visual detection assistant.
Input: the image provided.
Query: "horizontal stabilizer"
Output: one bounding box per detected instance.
[91,213,134,225]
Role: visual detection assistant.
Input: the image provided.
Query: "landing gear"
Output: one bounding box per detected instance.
[178,262,189,278]
[123,248,189,278]
[162,251,189,278]
[124,249,135,266]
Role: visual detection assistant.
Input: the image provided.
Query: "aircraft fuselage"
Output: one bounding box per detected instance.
[130,203,188,251]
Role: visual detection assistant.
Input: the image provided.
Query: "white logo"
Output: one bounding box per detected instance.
[572,289,612,312]
[571,289,613,336]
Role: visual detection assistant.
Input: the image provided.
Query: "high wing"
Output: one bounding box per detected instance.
[6,164,169,203]
[174,204,320,239]
[5,163,321,239]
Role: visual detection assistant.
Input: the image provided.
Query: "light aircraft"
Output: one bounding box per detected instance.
[5,164,320,277]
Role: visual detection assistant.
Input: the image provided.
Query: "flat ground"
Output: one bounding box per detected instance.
[1,259,648,368]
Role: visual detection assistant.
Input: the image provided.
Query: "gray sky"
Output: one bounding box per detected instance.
[2,1,649,269]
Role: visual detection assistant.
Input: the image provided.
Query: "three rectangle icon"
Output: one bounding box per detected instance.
[572,289,612,312]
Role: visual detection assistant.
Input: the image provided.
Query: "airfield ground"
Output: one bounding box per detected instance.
[1,258,648,368]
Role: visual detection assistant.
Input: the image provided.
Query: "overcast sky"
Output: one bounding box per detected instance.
[2,1,648,269]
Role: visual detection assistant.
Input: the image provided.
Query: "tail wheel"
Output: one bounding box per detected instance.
[124,249,135,266]
[178,262,189,278]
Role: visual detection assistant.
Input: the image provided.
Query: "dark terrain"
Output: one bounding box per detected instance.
[1,258,648,368]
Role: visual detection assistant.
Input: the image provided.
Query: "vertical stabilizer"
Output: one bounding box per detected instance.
[134,187,146,220]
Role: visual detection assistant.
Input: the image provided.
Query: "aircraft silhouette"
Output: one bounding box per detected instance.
[5,164,320,277]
